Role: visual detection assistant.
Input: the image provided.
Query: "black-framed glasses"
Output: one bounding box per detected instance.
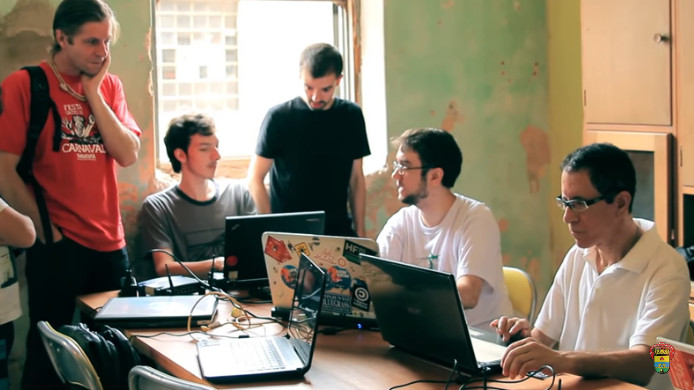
[392,161,430,175]
[555,195,607,212]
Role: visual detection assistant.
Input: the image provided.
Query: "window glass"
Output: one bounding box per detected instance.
[153,0,346,163]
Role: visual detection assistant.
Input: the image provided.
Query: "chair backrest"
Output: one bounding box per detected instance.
[502,266,538,324]
[128,365,215,390]
[37,321,104,390]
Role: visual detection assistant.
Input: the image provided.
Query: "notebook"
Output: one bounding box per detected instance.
[224,211,325,288]
[655,336,694,389]
[196,253,327,383]
[94,295,218,328]
[262,232,379,329]
[359,254,507,375]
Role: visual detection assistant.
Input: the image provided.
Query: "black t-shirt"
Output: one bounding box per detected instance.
[256,97,370,235]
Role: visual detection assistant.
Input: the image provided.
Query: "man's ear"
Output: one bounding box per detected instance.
[428,167,444,184]
[615,191,632,213]
[55,29,68,49]
[173,148,187,164]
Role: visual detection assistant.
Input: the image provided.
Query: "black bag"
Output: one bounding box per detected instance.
[58,323,141,390]
[676,246,694,280]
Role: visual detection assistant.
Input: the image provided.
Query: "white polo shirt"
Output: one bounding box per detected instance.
[535,218,689,388]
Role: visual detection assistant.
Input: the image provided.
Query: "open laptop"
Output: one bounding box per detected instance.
[196,253,327,383]
[262,232,379,329]
[359,254,507,375]
[224,211,325,289]
[94,295,218,328]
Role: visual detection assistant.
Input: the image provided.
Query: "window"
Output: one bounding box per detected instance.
[152,0,353,166]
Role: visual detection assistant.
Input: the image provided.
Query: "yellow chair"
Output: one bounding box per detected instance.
[37,320,104,390]
[502,266,538,324]
[128,365,215,390]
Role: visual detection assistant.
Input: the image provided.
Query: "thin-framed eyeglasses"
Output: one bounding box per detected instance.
[392,161,431,175]
[555,195,607,212]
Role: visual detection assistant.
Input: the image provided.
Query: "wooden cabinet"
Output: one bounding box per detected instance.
[580,0,694,245]
[582,0,671,126]
[676,0,694,188]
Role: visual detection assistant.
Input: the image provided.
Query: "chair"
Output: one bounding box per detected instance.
[37,320,104,390]
[502,266,538,324]
[128,365,215,390]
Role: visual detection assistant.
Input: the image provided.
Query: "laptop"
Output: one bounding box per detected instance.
[224,211,325,289]
[655,336,694,389]
[359,254,507,375]
[262,232,379,329]
[94,295,218,328]
[196,253,327,383]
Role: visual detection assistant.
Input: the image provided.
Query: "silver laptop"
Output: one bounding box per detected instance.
[94,295,218,329]
[359,254,507,375]
[262,231,378,329]
[196,253,327,383]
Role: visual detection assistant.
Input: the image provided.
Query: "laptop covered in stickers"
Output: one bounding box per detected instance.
[262,231,379,329]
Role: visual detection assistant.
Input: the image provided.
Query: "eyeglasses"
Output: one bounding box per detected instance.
[392,161,430,175]
[555,195,607,212]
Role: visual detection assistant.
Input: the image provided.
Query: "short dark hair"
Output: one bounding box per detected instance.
[299,43,343,78]
[164,113,216,173]
[561,143,636,212]
[52,0,120,54]
[393,128,463,188]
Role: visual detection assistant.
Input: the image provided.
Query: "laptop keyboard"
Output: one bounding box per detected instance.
[226,338,286,372]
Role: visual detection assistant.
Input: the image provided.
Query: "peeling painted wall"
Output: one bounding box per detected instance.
[0,0,155,264]
[368,0,555,296]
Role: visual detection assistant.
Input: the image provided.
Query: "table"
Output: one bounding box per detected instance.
[77,291,644,389]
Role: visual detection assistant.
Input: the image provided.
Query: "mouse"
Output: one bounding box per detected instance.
[497,331,525,346]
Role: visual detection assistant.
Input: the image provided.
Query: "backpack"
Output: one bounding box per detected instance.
[58,323,141,390]
[18,66,62,244]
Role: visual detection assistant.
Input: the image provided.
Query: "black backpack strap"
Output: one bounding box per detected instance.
[19,66,60,244]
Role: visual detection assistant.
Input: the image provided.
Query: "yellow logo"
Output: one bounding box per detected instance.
[650,342,675,374]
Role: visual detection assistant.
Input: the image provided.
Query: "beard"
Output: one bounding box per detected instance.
[400,181,429,206]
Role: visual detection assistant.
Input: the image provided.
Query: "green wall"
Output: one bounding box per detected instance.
[371,0,557,296]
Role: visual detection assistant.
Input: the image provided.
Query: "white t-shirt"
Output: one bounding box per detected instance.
[377,194,513,327]
[535,218,689,389]
[0,198,21,325]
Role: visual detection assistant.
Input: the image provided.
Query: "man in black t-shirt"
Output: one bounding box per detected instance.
[247,43,370,237]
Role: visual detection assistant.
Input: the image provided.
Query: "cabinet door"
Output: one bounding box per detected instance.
[582,0,671,126]
[678,0,694,186]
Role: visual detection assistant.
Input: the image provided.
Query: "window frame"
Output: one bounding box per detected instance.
[150,0,361,178]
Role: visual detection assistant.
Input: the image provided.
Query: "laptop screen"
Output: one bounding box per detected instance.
[359,254,505,374]
[287,253,326,364]
[224,211,325,288]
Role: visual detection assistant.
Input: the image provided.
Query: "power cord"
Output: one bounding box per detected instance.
[388,359,462,390]
[149,249,223,294]
[460,364,558,390]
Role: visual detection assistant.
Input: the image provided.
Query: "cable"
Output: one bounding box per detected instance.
[444,359,460,390]
[388,358,462,390]
[460,365,557,390]
[149,249,223,294]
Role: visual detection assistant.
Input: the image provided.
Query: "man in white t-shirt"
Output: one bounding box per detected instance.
[0,197,35,390]
[491,143,689,388]
[377,128,512,328]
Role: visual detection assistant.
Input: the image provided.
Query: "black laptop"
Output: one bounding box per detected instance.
[359,254,507,375]
[224,211,325,289]
[196,253,327,383]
